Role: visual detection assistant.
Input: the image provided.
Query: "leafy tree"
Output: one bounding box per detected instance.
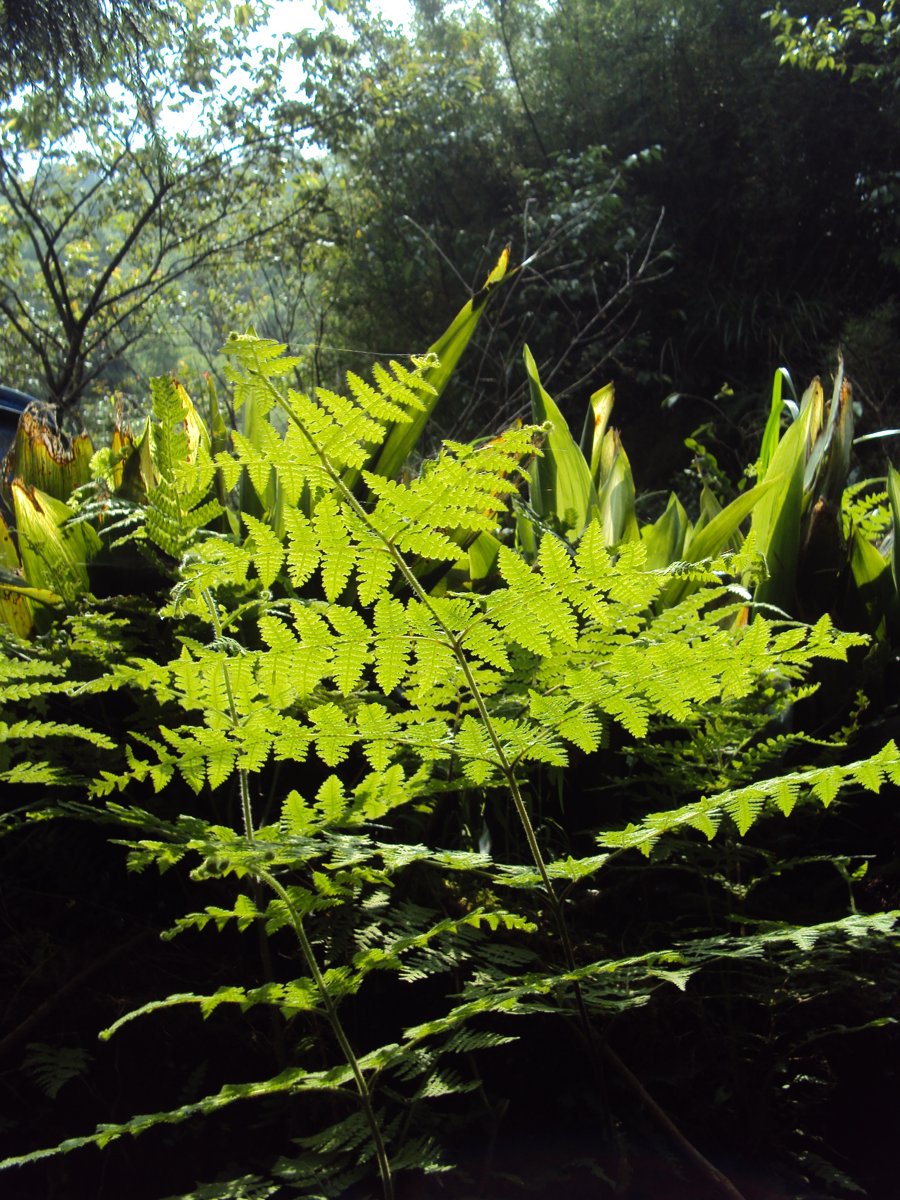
[768,1,900,82]
[280,0,898,452]
[292,0,667,440]
[0,1,330,416]
[508,0,900,417]
[0,0,165,94]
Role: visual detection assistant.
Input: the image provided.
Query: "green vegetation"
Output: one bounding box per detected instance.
[1,284,899,1196]
[1,3,899,1199]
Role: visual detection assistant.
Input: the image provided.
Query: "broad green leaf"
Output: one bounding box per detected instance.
[12,482,100,614]
[758,367,794,477]
[684,478,775,563]
[117,418,155,503]
[595,430,638,546]
[642,493,690,571]
[887,464,900,599]
[0,513,34,636]
[805,360,852,505]
[750,399,816,610]
[468,531,502,581]
[850,527,888,591]
[11,407,93,501]
[580,381,615,483]
[523,345,598,543]
[372,247,512,481]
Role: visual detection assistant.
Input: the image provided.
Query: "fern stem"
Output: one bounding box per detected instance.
[451,649,567,924]
[201,587,255,840]
[199,575,391,1193]
[258,868,395,1200]
[601,1044,749,1200]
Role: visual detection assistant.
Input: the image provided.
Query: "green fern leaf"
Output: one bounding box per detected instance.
[242,513,284,591]
[773,778,799,817]
[281,789,316,836]
[326,605,370,695]
[460,620,511,672]
[315,497,358,601]
[1,718,115,750]
[316,774,348,824]
[23,1043,92,1100]
[1,761,70,784]
[355,704,399,773]
[0,1064,352,1168]
[373,597,411,694]
[352,762,416,819]
[356,545,395,606]
[281,505,321,587]
[457,715,500,785]
[726,786,767,836]
[345,369,412,423]
[372,360,430,415]
[309,703,355,766]
[230,427,275,504]
[213,450,242,495]
[811,765,845,806]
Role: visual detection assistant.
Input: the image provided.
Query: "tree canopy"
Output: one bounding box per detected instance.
[0,0,898,434]
[0,0,332,413]
[0,0,165,94]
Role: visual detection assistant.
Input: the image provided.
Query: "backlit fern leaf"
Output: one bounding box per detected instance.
[0,1064,352,1169]
[314,496,358,601]
[362,427,541,563]
[282,507,320,588]
[309,702,355,767]
[345,370,413,423]
[241,513,284,591]
[372,359,433,415]
[326,604,371,696]
[599,741,900,853]
[356,544,395,605]
[1,718,114,750]
[229,425,280,505]
[0,653,65,700]
[224,337,436,500]
[355,703,400,773]
[536,533,608,620]
[144,378,223,558]
[457,715,500,784]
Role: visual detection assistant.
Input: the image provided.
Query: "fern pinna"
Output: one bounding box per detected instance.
[1,335,898,1199]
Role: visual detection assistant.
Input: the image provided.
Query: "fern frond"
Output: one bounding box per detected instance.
[140,378,223,558]
[22,1043,92,1100]
[599,740,900,851]
[309,702,356,767]
[0,1064,352,1170]
[1,718,115,750]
